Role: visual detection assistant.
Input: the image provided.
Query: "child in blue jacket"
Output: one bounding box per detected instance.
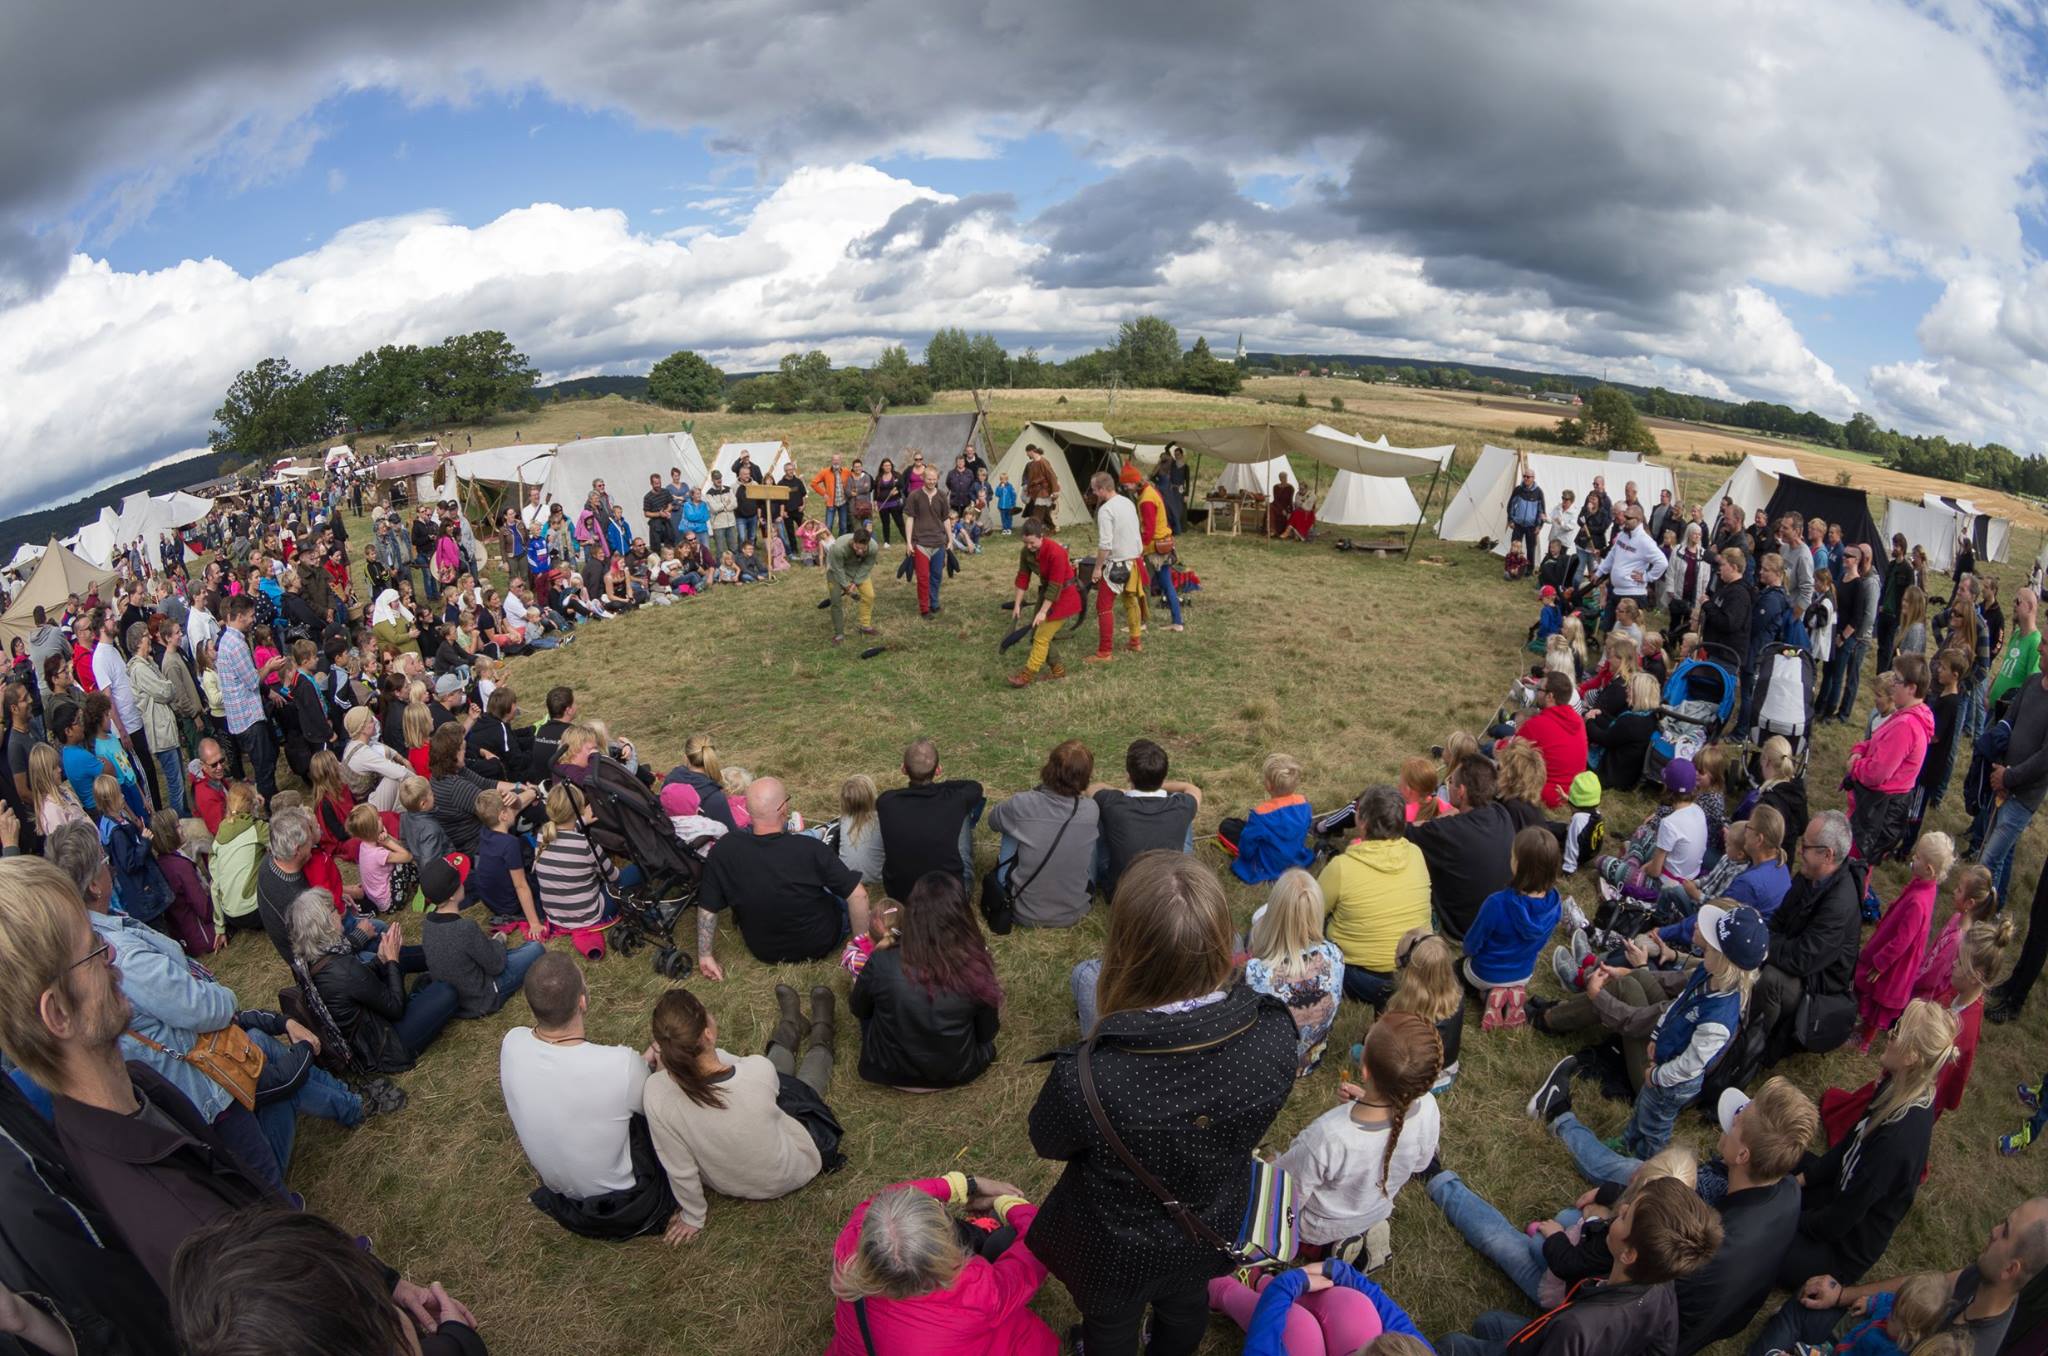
[1527,584,1565,653]
[96,773,173,925]
[1463,826,1563,1028]
[994,474,1018,532]
[1618,902,1765,1156]
[1220,753,1315,884]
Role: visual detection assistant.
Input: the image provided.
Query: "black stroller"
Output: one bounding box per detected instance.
[578,756,706,979]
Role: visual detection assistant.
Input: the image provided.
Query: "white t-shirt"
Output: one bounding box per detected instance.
[1095,495,1142,563]
[1655,803,1709,881]
[1274,1094,1441,1245]
[499,1028,649,1198]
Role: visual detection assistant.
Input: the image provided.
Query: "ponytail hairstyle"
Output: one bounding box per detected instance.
[649,987,726,1110]
[540,783,583,849]
[1866,1000,1959,1135]
[684,733,721,783]
[1360,1011,1444,1192]
[1757,735,1796,788]
[1398,757,1441,822]
[1952,864,1998,927]
[1956,917,2017,992]
[93,774,124,821]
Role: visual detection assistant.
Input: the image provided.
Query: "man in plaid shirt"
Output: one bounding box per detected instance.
[216,594,284,799]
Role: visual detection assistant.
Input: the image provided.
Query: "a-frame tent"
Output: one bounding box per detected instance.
[538,432,709,545]
[1700,455,1802,533]
[860,410,993,480]
[1438,446,1675,556]
[1305,425,1426,526]
[0,540,119,647]
[978,421,1129,532]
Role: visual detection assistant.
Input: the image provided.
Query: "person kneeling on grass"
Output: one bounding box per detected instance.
[1209,1260,1431,1356]
[1527,902,1766,1163]
[1461,825,1564,1030]
[1435,1173,1721,1356]
[1272,1011,1442,1270]
[645,984,840,1249]
[498,952,674,1240]
[419,853,546,1019]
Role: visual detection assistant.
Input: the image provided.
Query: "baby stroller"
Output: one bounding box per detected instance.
[1745,643,1815,772]
[579,756,705,979]
[1642,643,1738,785]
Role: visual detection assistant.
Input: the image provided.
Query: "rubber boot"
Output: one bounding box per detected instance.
[806,985,836,1054]
[771,982,809,1053]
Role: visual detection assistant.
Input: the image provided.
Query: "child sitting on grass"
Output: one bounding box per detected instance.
[1561,772,1604,874]
[1594,760,1707,924]
[418,852,546,1019]
[470,789,545,940]
[1387,928,1464,1094]
[1242,869,1344,1078]
[1275,1011,1443,1267]
[1463,826,1564,1029]
[398,775,453,868]
[1855,832,1951,1050]
[1399,756,1450,824]
[1503,537,1530,581]
[1819,1271,1952,1356]
[348,803,413,914]
[1219,752,1315,884]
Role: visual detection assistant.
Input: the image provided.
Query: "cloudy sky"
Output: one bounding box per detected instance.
[3,0,2047,515]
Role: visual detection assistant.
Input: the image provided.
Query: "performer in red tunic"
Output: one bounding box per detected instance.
[1007,519,1082,688]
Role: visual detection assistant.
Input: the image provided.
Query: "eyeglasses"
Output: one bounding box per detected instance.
[67,938,112,975]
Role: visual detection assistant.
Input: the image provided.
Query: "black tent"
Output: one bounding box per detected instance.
[1763,475,1881,558]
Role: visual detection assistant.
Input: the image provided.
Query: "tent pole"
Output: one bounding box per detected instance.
[1405,463,1445,559]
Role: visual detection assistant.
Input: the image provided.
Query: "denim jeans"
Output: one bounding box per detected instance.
[1427,1170,1568,1303]
[1441,1309,1534,1356]
[1826,636,1868,719]
[155,748,186,815]
[1555,1110,1644,1187]
[493,940,547,1006]
[393,980,460,1056]
[1149,558,1183,626]
[1746,1297,1844,1356]
[1342,964,1397,1010]
[1623,1073,1701,1157]
[1981,798,2034,907]
[247,1027,362,1179]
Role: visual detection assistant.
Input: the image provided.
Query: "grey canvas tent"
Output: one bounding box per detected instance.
[860,411,992,477]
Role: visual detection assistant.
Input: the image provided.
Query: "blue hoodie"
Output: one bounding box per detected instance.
[1230,795,1315,884]
[1462,886,1562,984]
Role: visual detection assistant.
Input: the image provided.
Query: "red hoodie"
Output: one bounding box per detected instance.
[1513,704,1588,808]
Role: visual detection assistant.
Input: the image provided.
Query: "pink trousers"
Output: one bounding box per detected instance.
[1207,1272,1384,1356]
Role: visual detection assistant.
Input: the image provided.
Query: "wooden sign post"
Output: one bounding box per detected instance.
[745,484,793,568]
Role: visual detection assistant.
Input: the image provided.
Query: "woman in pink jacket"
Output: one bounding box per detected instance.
[827,1172,1056,1356]
[1845,654,1934,865]
[1855,831,1951,1048]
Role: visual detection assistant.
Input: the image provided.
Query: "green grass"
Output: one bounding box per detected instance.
[205,416,2048,1355]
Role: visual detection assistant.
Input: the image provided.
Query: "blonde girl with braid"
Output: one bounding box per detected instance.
[1274,1010,1444,1253]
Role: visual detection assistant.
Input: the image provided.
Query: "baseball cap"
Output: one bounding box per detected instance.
[1717,1087,1751,1133]
[433,673,464,697]
[1696,901,1768,970]
[1540,585,1557,599]
[1566,771,1602,809]
[421,852,471,905]
[1662,759,1698,795]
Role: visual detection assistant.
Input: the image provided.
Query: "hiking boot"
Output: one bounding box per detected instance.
[358,1077,408,1118]
[772,983,809,1052]
[1527,1055,1576,1127]
[806,985,835,1053]
[1007,670,1036,688]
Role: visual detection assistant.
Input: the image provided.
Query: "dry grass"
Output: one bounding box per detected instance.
[207,404,2048,1355]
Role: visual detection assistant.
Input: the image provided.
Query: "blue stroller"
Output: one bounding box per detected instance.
[1643,643,1739,785]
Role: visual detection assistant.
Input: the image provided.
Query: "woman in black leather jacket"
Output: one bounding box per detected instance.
[850,872,1000,1090]
[291,892,457,1073]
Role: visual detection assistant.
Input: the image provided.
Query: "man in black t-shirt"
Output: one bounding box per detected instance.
[875,738,984,902]
[1088,738,1200,901]
[696,776,869,978]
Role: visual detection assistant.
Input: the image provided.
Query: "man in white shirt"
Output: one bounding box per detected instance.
[89,609,155,809]
[499,951,674,1238]
[1594,503,1668,635]
[1086,471,1145,664]
[520,487,548,535]
[185,593,218,657]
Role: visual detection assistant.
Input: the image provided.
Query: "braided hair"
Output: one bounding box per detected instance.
[1363,1011,1445,1192]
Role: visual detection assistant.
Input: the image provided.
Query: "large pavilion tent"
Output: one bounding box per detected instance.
[1153,422,1451,479]
[1762,475,1881,558]
[1699,455,1802,531]
[0,541,120,646]
[538,432,709,545]
[1438,446,1675,557]
[860,411,992,478]
[1304,424,1439,527]
[711,440,793,485]
[449,444,557,487]
[978,421,1130,531]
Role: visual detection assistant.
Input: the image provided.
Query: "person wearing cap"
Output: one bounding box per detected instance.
[1529,583,1564,652]
[428,671,467,728]
[1560,772,1603,875]
[419,852,546,1020]
[1594,759,1708,906]
[1532,903,1768,1172]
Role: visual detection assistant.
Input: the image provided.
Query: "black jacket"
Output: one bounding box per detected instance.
[875,779,985,904]
[0,1078,173,1356]
[1027,986,1296,1316]
[1588,709,1656,792]
[1504,1277,1678,1356]
[1676,1174,1801,1354]
[1406,801,1522,946]
[1766,862,1860,993]
[1788,1097,1935,1285]
[308,952,416,1072]
[849,947,998,1089]
[466,712,530,783]
[1700,577,1752,666]
[1752,779,1810,843]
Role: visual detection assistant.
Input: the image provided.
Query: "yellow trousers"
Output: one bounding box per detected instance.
[828,579,874,634]
[1025,618,1065,672]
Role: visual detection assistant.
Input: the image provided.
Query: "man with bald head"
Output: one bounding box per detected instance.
[876,737,984,901]
[694,775,870,980]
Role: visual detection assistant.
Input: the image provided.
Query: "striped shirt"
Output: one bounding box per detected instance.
[216,625,264,735]
[533,828,619,930]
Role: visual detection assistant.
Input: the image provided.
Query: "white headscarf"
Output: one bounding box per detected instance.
[370,589,410,628]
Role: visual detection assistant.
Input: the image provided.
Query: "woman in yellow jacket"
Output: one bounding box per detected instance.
[1317,785,1432,1009]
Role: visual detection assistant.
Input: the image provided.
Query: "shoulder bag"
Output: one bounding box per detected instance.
[126,1023,266,1112]
[1074,1034,1296,1277]
[979,798,1078,936]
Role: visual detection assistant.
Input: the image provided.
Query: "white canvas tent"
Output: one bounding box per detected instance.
[1304,425,1426,527]
[449,444,557,487]
[0,540,120,646]
[978,421,1129,531]
[323,445,356,469]
[1438,446,1676,556]
[711,441,793,486]
[2,544,45,578]
[1217,456,1297,497]
[538,433,709,545]
[1923,493,2010,563]
[1700,455,1802,532]
[1886,495,2011,570]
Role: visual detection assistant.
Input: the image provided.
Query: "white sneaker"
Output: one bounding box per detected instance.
[1562,895,1590,935]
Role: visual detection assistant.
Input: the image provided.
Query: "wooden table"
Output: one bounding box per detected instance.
[1205,495,1262,537]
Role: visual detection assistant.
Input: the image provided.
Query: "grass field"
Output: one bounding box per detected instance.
[205,391,2048,1355]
